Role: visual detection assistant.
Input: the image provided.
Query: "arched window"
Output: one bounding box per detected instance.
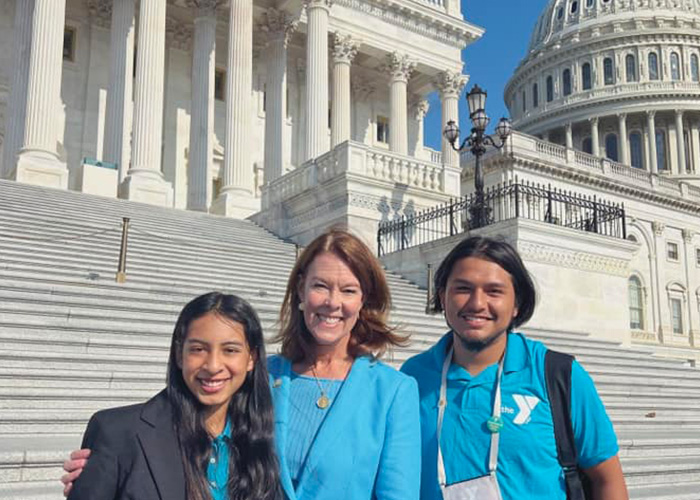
[603,57,614,85]
[586,0,594,6]
[629,132,643,169]
[625,54,637,82]
[605,133,619,161]
[684,130,692,172]
[522,90,526,112]
[546,76,554,102]
[648,52,659,80]
[571,1,579,14]
[533,83,539,108]
[656,130,668,170]
[582,137,592,154]
[582,62,592,90]
[557,6,564,20]
[628,276,644,330]
[563,69,572,96]
[691,54,699,82]
[670,52,681,80]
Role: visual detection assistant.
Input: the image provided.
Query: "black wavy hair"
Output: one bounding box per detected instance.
[433,236,537,330]
[166,292,280,500]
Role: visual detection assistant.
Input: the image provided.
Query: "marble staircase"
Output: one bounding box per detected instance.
[0,179,699,499]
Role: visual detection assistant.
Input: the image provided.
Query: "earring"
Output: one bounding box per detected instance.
[298,302,305,311]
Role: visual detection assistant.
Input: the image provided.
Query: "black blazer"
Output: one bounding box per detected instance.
[68,390,186,500]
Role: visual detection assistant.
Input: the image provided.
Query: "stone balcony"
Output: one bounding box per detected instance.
[253,140,460,249]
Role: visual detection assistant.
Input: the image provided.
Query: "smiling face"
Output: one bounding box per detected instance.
[178,312,254,421]
[440,256,518,352]
[298,252,364,352]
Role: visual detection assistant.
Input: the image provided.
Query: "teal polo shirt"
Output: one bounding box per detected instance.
[207,419,231,500]
[401,332,618,499]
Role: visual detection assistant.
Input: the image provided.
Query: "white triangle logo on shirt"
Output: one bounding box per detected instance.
[512,394,540,425]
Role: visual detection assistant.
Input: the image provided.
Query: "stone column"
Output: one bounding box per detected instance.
[386,52,416,155]
[303,0,332,161]
[675,110,686,174]
[331,33,358,148]
[104,0,136,182]
[211,0,257,217]
[186,0,218,212]
[565,123,573,149]
[590,117,600,157]
[120,0,173,205]
[261,9,296,182]
[1,0,34,179]
[618,113,629,165]
[14,0,69,188]
[436,71,467,167]
[647,111,658,173]
[691,118,700,174]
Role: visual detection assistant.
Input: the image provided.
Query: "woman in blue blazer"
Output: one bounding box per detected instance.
[270,229,420,500]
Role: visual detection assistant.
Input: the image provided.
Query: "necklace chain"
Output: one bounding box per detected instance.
[311,366,332,409]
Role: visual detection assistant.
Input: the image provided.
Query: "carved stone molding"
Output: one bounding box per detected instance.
[412,99,430,121]
[258,8,298,45]
[384,52,416,83]
[303,0,333,12]
[185,0,221,10]
[682,228,694,242]
[435,71,467,99]
[87,0,112,29]
[166,16,194,51]
[518,242,630,277]
[331,32,359,65]
[652,220,666,236]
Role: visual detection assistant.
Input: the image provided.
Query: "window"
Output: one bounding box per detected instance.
[582,63,592,90]
[563,69,572,96]
[522,90,526,112]
[376,116,389,144]
[63,26,77,62]
[626,54,637,82]
[691,54,699,82]
[656,130,668,170]
[696,248,700,266]
[684,130,693,172]
[648,52,659,80]
[215,69,226,101]
[628,276,644,330]
[670,52,681,81]
[630,132,643,168]
[557,7,564,19]
[605,133,618,161]
[546,76,554,102]
[586,0,594,6]
[667,242,679,261]
[532,83,539,108]
[603,57,614,85]
[582,137,592,154]
[671,298,683,334]
[571,1,579,13]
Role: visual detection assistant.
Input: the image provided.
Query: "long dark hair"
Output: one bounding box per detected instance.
[166,292,280,500]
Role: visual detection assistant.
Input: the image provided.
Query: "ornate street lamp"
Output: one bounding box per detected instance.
[443,84,512,228]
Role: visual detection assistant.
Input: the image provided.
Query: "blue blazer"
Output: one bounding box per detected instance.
[268,355,421,500]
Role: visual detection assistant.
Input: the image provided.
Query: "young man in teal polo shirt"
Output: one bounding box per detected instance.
[401,236,628,499]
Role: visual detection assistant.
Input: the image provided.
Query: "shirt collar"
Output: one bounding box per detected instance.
[432,331,530,376]
[213,418,232,444]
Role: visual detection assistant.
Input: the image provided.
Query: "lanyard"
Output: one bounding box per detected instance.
[436,342,505,488]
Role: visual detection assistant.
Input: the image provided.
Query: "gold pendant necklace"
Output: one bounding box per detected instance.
[311,367,332,410]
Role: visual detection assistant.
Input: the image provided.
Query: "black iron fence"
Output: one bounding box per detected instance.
[377,180,626,256]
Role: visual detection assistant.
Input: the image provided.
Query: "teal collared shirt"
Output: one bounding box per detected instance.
[207,419,232,500]
[401,332,618,499]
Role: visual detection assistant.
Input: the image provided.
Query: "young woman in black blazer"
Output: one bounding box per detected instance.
[66,292,281,500]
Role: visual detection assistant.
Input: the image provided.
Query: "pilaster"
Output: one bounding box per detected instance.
[435,71,467,167]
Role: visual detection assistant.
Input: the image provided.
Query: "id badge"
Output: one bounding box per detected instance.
[442,474,503,500]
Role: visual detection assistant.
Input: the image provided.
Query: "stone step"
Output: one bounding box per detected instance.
[628,482,700,500]
[622,455,700,486]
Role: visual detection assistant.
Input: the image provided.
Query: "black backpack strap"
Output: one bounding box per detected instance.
[545,349,587,500]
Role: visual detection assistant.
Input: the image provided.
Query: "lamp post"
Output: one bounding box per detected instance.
[443,84,512,229]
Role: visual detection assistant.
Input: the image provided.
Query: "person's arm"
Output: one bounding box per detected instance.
[65,414,119,500]
[570,361,628,500]
[373,376,421,500]
[582,455,628,500]
[61,449,91,497]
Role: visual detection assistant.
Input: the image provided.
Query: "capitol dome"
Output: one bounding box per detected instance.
[505,0,700,182]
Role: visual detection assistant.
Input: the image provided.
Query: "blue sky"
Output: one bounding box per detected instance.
[423,0,550,150]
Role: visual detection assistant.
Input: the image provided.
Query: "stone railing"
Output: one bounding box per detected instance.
[463,131,700,203]
[261,140,461,209]
[426,147,443,165]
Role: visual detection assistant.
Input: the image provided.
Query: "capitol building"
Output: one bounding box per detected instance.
[0,0,700,496]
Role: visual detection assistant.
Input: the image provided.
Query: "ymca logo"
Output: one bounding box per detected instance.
[511,394,540,425]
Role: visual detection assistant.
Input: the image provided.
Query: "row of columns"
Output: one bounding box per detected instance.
[2,0,465,214]
[559,110,697,174]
